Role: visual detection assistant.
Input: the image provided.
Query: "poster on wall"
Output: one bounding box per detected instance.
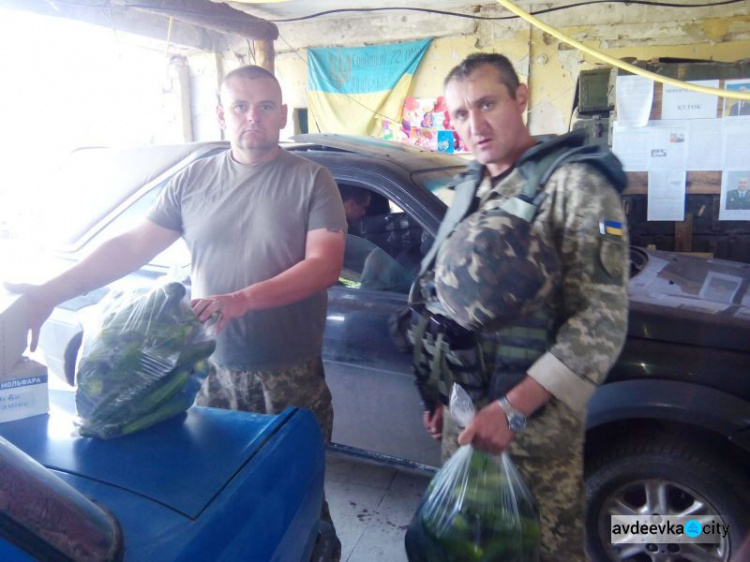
[723,79,750,118]
[647,169,686,221]
[380,96,467,153]
[686,119,723,171]
[722,120,750,169]
[646,121,687,171]
[719,171,750,221]
[612,123,649,171]
[661,80,719,120]
[615,75,654,127]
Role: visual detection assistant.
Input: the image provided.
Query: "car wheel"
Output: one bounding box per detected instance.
[585,433,749,562]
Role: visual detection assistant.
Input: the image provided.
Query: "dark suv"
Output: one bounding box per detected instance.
[18,134,749,562]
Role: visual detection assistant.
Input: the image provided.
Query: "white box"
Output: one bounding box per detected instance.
[1,291,29,375]
[0,358,49,423]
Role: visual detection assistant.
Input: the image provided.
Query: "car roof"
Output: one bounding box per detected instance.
[49,142,229,247]
[46,136,466,251]
[290,133,469,173]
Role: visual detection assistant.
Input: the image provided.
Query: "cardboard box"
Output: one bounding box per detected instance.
[0,358,48,423]
[1,291,29,376]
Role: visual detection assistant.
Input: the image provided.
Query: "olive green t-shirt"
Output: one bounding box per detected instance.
[148,148,346,369]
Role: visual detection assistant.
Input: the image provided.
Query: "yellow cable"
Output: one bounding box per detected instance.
[165,16,174,58]
[496,0,750,101]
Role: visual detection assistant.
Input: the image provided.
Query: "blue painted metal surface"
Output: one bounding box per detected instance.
[0,390,324,561]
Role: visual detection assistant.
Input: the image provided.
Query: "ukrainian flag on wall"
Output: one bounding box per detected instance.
[307,39,432,137]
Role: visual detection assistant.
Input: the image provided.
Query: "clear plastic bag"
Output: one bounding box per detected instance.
[406,385,541,561]
[74,279,215,438]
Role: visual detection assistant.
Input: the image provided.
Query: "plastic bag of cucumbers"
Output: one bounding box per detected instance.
[74,279,215,439]
[405,384,541,561]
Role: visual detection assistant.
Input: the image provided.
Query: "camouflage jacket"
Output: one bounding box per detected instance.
[422,136,630,413]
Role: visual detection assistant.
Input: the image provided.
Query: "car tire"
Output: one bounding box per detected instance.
[585,432,749,562]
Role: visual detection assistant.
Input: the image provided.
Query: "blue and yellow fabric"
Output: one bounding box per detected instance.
[307,39,432,136]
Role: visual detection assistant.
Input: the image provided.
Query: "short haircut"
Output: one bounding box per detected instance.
[224,65,278,85]
[339,185,371,205]
[444,53,520,98]
[218,65,280,103]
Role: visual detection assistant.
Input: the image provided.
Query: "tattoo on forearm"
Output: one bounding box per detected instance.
[326,227,346,236]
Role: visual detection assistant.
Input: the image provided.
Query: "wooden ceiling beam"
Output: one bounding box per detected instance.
[0,0,216,51]
[112,0,278,41]
[0,1,278,50]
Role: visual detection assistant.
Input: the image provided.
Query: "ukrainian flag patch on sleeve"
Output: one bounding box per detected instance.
[600,220,624,237]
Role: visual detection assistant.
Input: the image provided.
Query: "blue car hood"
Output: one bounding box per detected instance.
[0,390,293,518]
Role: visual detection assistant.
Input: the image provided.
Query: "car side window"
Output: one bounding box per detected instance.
[339,186,426,294]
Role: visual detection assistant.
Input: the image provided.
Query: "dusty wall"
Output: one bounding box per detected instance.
[197,2,750,139]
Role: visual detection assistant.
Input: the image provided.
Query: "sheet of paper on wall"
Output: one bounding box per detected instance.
[615,75,654,128]
[648,170,686,221]
[647,121,687,171]
[612,123,649,171]
[686,119,723,171]
[722,79,750,118]
[722,120,750,170]
[699,271,743,304]
[719,170,750,222]
[661,80,719,121]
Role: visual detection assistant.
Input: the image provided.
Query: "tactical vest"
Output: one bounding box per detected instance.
[408,130,627,410]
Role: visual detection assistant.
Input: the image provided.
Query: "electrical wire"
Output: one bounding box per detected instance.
[267,0,748,23]
[47,0,749,25]
[496,0,750,101]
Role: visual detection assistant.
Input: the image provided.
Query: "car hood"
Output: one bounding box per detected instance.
[629,248,750,354]
[0,390,299,518]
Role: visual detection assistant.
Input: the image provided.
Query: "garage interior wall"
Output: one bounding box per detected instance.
[184,3,750,140]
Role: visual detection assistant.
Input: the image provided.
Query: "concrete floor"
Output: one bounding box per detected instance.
[324,452,432,562]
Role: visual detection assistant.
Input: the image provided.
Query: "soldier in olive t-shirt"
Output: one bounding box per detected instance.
[148,148,347,370]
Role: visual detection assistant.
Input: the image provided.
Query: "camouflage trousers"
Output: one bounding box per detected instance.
[442,398,587,562]
[195,355,334,444]
[196,357,340,561]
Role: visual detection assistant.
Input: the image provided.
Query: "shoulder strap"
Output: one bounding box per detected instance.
[498,131,627,221]
[418,164,482,275]
[541,144,628,193]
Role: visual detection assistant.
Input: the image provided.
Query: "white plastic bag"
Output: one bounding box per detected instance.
[406,384,541,561]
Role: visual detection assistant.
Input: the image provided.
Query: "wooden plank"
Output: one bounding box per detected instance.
[0,0,278,46]
[0,0,217,51]
[675,213,693,252]
[624,171,722,195]
[114,0,278,41]
[254,40,275,74]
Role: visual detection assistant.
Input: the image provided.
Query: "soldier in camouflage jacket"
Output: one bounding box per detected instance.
[414,53,630,561]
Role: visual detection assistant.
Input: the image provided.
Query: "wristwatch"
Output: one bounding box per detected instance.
[497,397,527,433]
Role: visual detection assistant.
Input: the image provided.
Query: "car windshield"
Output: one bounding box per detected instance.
[36,144,211,250]
[412,167,466,206]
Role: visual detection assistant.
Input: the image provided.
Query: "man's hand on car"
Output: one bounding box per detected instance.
[2,282,59,352]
